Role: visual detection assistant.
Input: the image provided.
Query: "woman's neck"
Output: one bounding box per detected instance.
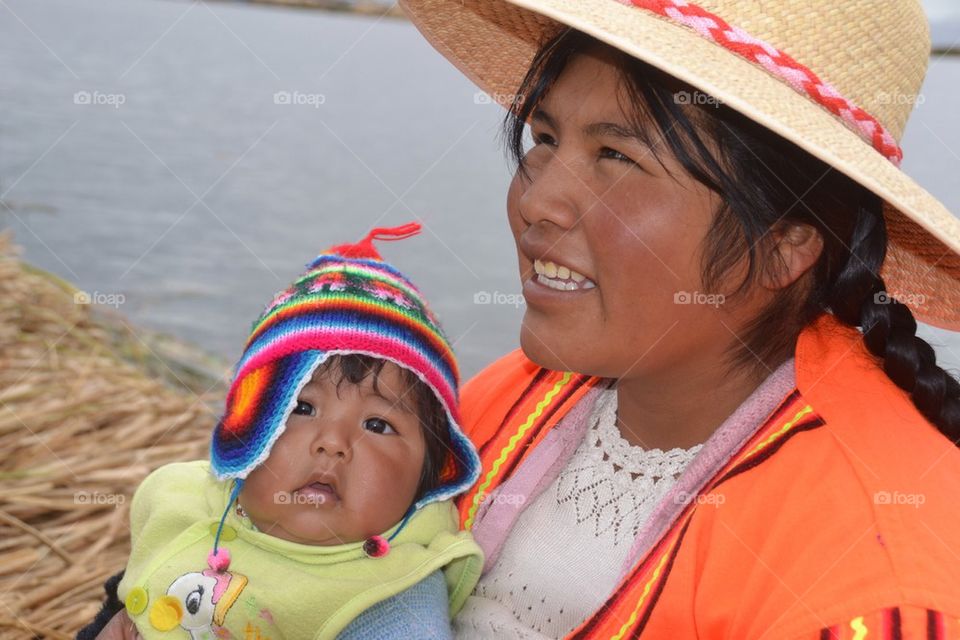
[614,355,788,451]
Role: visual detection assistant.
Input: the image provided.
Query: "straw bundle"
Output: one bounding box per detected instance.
[0,232,227,639]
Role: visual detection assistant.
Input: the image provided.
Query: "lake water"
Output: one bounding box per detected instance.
[2,0,959,380]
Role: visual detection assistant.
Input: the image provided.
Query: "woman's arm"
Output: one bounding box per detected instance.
[335,570,453,640]
[90,611,141,640]
[75,570,129,640]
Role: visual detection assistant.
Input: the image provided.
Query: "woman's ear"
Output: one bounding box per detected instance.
[761,222,824,290]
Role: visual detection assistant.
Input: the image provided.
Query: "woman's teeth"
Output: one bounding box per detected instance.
[533,259,596,291]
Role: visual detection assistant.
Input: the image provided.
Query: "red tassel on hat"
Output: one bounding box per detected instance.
[328,222,422,260]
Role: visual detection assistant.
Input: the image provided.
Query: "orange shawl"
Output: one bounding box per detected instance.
[456,312,960,638]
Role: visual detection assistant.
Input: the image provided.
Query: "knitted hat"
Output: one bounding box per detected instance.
[207,222,480,558]
[399,0,960,330]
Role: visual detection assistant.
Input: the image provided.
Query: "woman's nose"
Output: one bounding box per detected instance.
[516,151,584,230]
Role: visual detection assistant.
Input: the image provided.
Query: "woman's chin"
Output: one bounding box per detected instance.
[519,317,590,373]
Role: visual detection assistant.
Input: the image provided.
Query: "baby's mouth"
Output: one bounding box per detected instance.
[294,480,339,506]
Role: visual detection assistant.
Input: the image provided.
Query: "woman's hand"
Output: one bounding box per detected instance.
[95,610,143,640]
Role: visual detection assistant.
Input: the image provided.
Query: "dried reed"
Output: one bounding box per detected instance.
[0,232,227,639]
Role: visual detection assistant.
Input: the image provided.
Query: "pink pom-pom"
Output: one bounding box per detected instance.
[363,535,389,558]
[207,547,231,572]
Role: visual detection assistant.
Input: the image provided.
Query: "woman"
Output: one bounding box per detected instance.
[401,0,960,638]
[86,0,960,638]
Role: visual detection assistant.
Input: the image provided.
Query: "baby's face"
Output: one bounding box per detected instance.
[238,361,427,545]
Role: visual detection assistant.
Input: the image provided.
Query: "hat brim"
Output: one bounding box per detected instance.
[400,0,960,330]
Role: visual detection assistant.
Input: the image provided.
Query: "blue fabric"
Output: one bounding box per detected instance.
[335,570,453,640]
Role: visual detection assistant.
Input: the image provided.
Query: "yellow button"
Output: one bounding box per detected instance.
[125,586,148,615]
[149,595,183,631]
[209,523,237,541]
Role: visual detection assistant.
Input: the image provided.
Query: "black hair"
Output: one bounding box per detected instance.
[312,353,451,500]
[502,28,960,442]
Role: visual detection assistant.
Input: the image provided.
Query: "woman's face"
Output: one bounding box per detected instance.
[507,47,760,379]
[238,362,426,545]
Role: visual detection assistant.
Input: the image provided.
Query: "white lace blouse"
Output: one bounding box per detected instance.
[453,388,703,639]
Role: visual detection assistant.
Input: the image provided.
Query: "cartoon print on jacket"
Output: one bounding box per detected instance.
[148,564,248,639]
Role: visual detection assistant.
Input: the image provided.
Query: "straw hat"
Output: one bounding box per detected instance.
[399,0,960,330]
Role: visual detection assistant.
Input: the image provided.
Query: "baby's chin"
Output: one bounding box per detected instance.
[253,514,360,546]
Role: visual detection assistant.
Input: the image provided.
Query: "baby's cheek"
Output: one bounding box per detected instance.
[239,472,279,518]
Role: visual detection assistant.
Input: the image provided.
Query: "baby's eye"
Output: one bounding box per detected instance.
[363,417,397,435]
[292,400,316,416]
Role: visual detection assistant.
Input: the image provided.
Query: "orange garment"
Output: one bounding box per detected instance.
[456,312,960,638]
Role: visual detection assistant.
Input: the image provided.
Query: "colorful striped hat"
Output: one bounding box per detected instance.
[210,222,480,514]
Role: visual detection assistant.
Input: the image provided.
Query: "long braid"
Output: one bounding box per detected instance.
[825,193,960,442]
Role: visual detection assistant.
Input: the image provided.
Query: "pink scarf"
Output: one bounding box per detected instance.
[469,358,797,579]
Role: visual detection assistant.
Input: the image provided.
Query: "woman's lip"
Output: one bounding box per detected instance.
[522,274,598,304]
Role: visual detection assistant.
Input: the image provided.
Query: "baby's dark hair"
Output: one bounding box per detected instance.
[311,353,451,502]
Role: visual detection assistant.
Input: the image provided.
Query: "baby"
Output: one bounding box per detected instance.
[114,223,483,640]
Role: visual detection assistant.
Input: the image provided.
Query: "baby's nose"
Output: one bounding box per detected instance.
[312,424,352,460]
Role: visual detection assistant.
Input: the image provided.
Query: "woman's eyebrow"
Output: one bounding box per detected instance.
[532,107,653,145]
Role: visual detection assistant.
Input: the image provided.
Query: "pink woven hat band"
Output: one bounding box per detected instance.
[399,0,960,330]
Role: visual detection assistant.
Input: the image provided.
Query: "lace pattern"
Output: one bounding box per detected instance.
[555,388,703,545]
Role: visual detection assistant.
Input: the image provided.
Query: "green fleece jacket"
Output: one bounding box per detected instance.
[118,461,483,640]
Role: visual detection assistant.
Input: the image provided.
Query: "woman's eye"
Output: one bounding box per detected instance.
[292,400,315,416]
[600,147,636,165]
[363,417,397,435]
[531,131,555,146]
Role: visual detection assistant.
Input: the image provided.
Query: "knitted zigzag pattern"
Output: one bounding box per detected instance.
[210,241,480,510]
[620,0,904,166]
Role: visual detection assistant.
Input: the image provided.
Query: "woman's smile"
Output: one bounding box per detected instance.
[532,259,596,291]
